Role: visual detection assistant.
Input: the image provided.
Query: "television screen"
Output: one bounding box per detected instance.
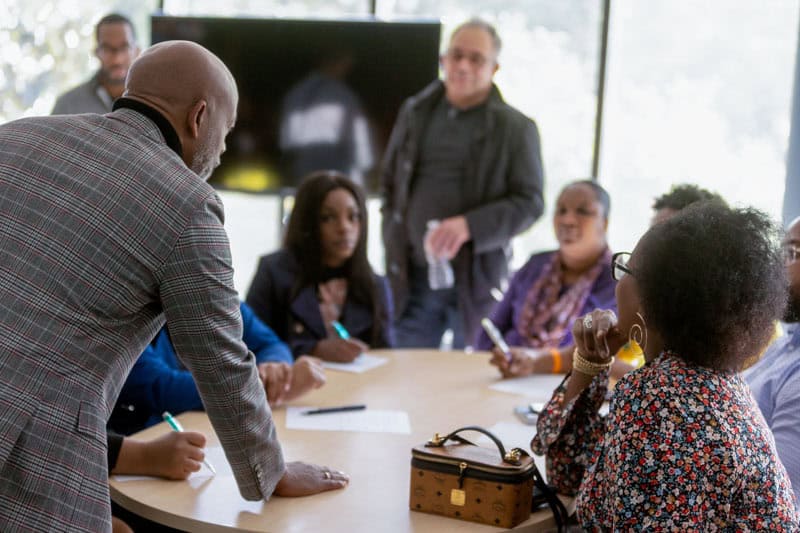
[151,15,441,194]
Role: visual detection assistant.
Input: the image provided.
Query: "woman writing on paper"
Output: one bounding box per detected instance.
[476,180,636,377]
[247,171,394,362]
[532,202,798,528]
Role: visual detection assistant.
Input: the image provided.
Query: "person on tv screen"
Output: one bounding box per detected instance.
[279,46,374,187]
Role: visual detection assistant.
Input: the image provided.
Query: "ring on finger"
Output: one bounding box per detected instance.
[323,471,331,480]
[583,315,593,330]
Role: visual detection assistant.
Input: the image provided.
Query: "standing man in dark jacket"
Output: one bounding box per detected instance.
[381,18,545,349]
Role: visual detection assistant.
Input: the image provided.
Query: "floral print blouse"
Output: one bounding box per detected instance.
[531,353,799,531]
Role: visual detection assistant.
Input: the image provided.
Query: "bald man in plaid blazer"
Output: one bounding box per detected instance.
[0,42,347,532]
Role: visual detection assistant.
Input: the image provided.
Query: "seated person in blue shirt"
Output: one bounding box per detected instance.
[109,302,325,434]
[744,215,800,509]
[246,171,394,362]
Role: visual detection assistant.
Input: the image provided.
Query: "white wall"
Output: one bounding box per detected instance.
[218,191,282,297]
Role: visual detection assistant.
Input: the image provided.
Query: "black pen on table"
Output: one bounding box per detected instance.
[303,404,367,416]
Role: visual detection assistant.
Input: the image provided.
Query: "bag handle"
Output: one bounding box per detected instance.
[425,425,528,465]
[532,467,570,532]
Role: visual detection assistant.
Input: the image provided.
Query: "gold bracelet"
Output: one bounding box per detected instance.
[572,348,614,377]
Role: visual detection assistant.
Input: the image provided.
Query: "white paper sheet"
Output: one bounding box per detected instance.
[488,374,567,401]
[286,406,411,434]
[113,445,228,482]
[321,353,388,373]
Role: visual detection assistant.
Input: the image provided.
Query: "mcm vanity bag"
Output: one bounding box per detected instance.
[409,426,538,528]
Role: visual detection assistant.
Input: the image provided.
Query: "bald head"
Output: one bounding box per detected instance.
[125,40,236,114]
[124,41,238,179]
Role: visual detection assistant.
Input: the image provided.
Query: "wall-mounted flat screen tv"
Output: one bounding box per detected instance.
[151,15,441,194]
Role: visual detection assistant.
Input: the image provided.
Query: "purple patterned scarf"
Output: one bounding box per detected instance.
[516,248,611,348]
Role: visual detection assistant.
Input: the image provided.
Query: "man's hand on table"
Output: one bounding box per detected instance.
[273,461,349,496]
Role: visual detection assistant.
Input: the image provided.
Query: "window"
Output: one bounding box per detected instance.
[3,1,797,292]
[600,1,799,252]
[0,1,158,121]
[161,0,369,18]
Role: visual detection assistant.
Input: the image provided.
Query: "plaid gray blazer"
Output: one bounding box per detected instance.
[0,109,284,532]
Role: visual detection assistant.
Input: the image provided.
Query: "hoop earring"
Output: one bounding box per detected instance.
[628,311,647,353]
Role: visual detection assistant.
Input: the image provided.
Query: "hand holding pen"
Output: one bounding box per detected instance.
[489,347,557,378]
[163,412,217,475]
[311,321,367,363]
[481,318,511,362]
[110,431,208,481]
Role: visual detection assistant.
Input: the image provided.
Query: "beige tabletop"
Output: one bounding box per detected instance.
[110,349,568,532]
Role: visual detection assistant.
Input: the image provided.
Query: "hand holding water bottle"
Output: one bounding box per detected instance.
[424,219,457,290]
[424,216,470,260]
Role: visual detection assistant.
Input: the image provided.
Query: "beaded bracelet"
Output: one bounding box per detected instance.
[572,348,614,376]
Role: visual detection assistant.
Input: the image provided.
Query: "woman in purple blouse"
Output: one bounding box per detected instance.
[477,180,625,377]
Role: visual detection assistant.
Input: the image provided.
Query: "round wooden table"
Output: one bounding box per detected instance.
[110,349,568,532]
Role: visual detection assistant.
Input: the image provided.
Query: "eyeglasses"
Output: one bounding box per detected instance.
[783,243,800,263]
[612,252,633,281]
[443,48,491,68]
[96,43,135,57]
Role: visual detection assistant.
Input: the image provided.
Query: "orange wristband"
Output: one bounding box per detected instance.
[550,348,562,373]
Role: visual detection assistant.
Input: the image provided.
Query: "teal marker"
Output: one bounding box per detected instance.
[331,320,351,340]
[162,411,216,475]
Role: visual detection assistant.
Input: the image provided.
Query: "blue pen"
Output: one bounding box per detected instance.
[331,320,351,340]
[162,411,216,475]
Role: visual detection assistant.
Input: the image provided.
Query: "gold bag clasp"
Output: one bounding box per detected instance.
[427,433,446,446]
[504,448,522,464]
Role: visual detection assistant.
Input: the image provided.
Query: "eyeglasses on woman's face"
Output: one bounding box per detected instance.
[612,252,633,281]
[782,243,800,263]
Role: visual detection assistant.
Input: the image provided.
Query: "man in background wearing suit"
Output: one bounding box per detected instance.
[0,41,346,532]
[381,18,545,349]
[52,13,140,115]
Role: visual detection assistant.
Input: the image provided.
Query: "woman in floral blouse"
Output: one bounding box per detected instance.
[532,202,799,530]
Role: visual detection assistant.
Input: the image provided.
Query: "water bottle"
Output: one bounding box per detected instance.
[424,220,455,290]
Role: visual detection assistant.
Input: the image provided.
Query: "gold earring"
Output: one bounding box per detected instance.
[617,312,648,367]
[628,311,647,352]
